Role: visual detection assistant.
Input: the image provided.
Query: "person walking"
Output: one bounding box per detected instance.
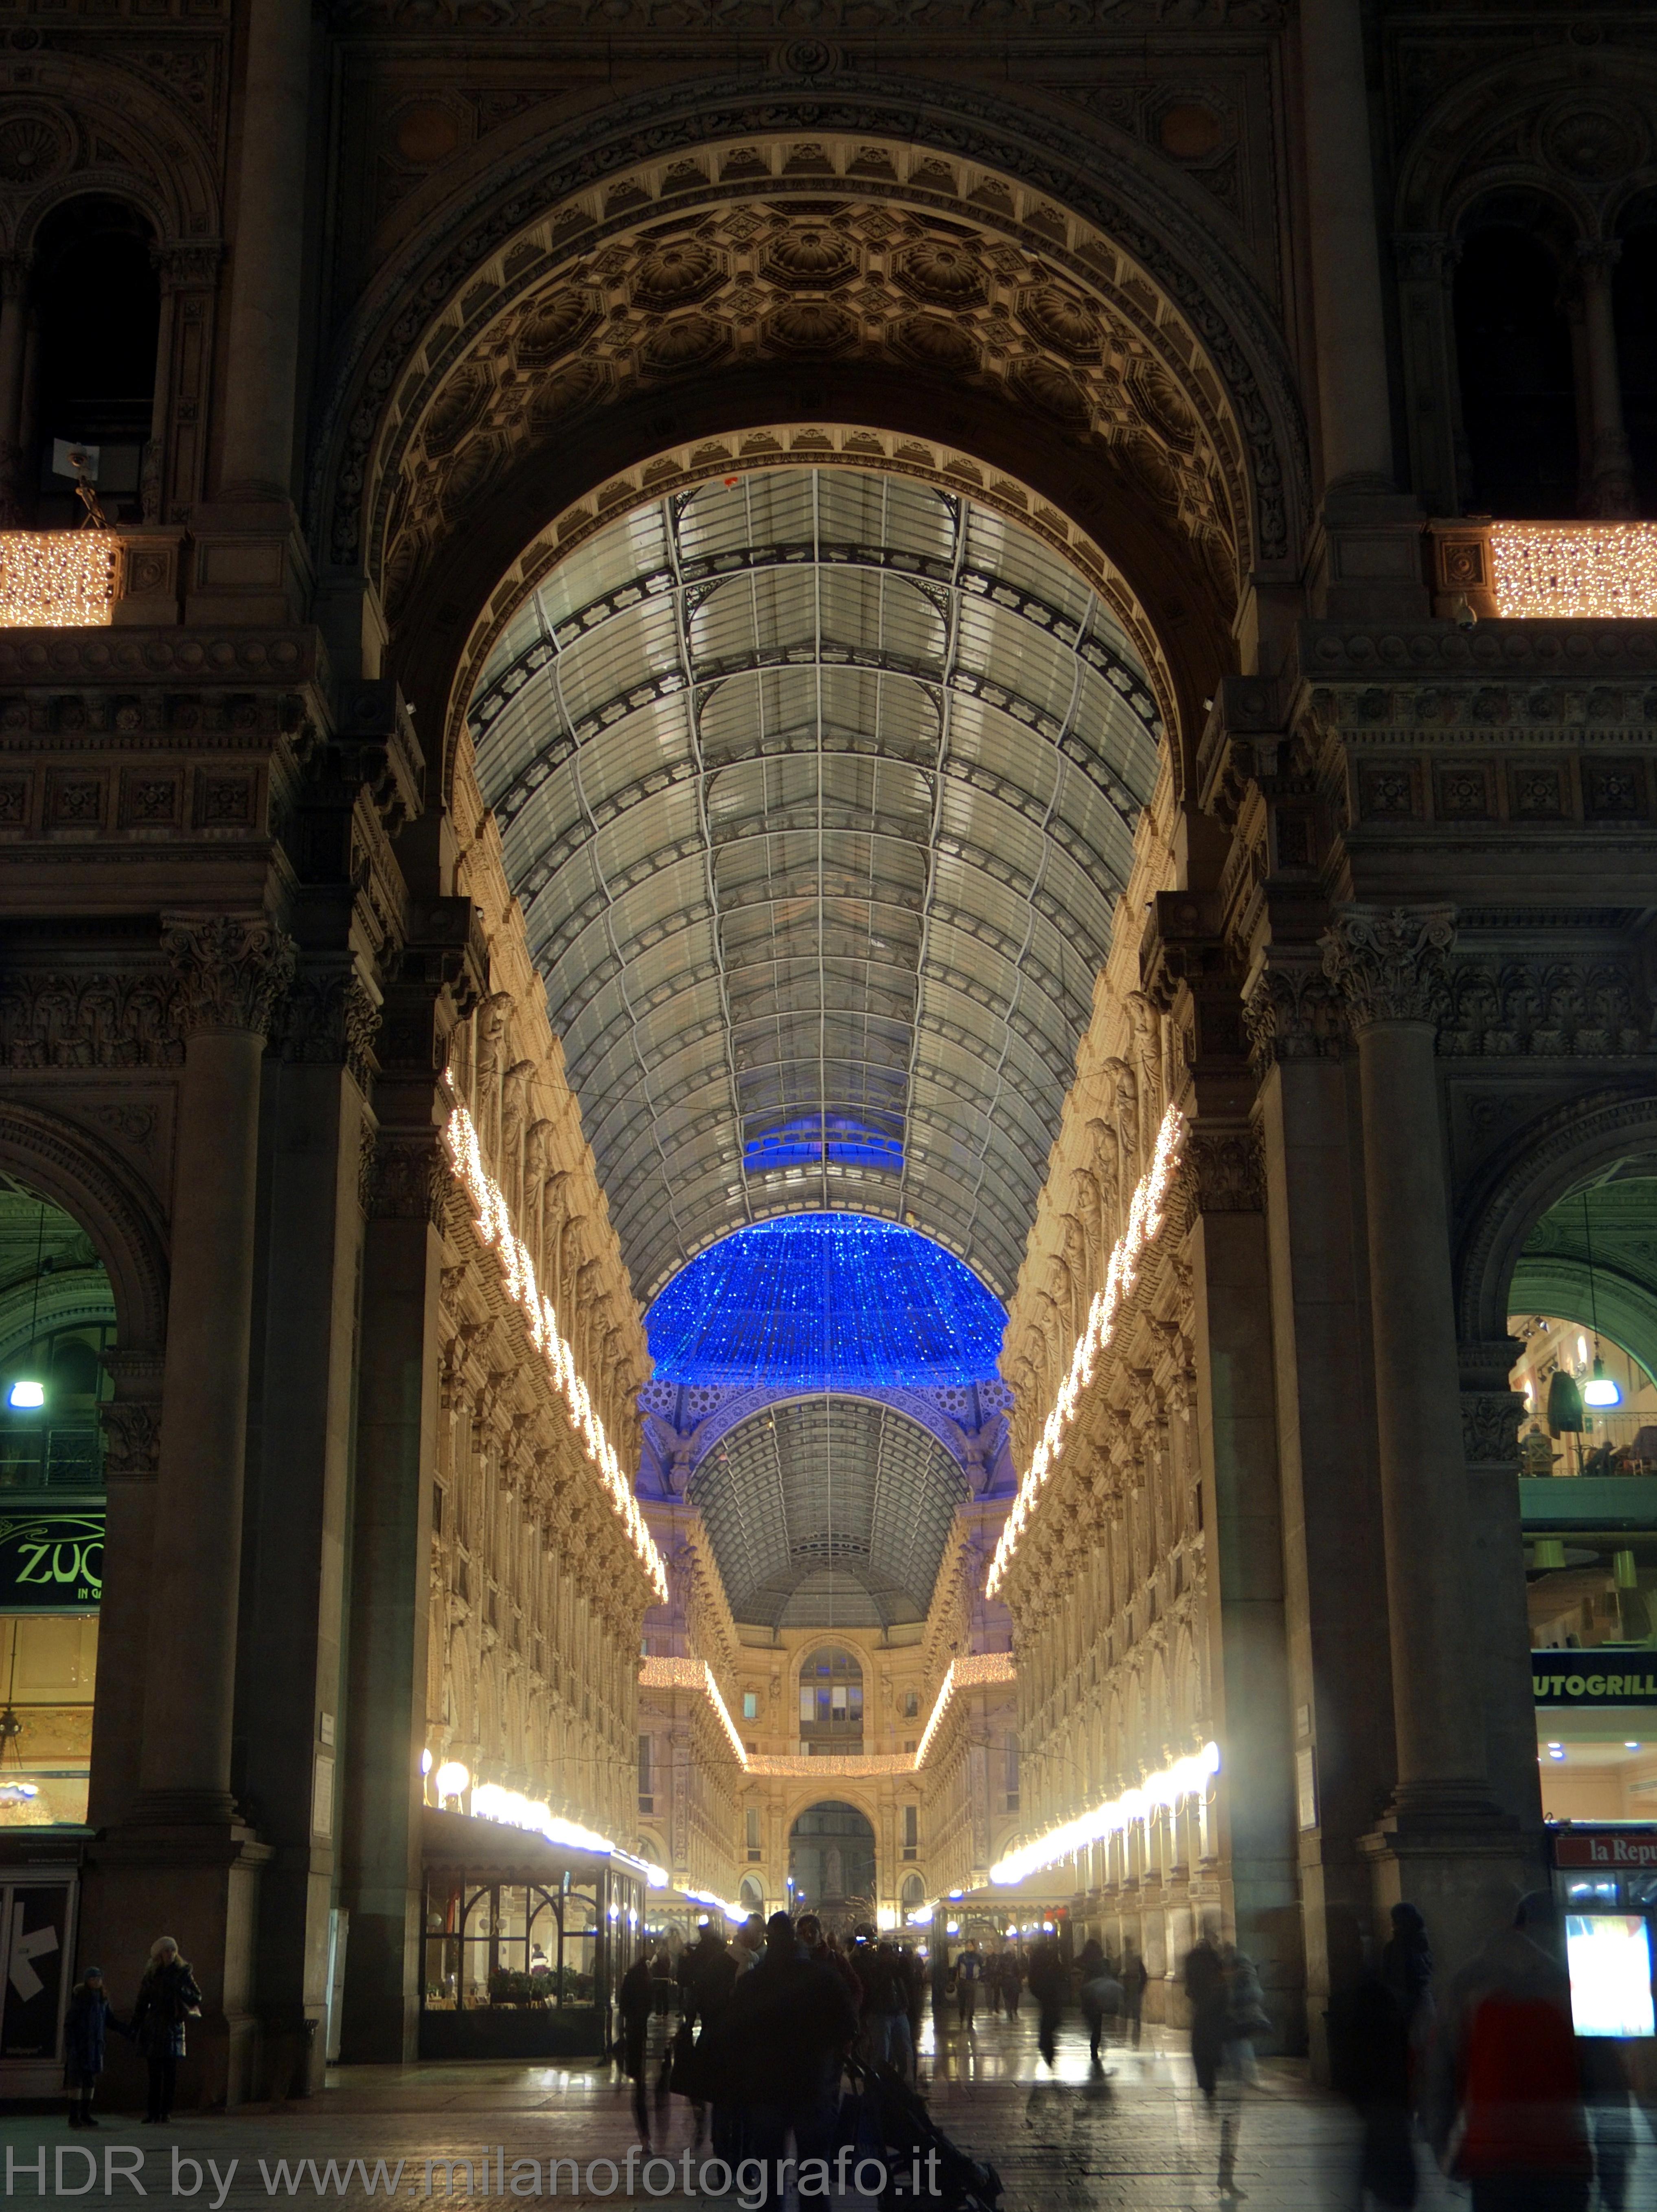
[956,1940,982,2028]
[798,1914,862,2011]
[864,1938,914,2081]
[1328,1951,1419,2211]
[1184,1917,1228,2102]
[1425,1892,1619,2212]
[720,1913,858,2212]
[1215,1939,1270,2198]
[617,1950,654,2144]
[998,1945,1023,2020]
[1120,1940,1148,2048]
[62,1967,123,2128]
[1028,1936,1067,2069]
[677,1920,740,2152]
[1077,1939,1122,2069]
[128,1937,201,2125]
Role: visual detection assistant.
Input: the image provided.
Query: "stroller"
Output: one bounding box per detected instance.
[843,2059,1003,2212]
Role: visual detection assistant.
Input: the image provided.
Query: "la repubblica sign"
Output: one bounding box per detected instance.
[1533,1654,1657,1706]
[0,1509,101,1611]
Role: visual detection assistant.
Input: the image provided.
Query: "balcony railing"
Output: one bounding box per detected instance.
[1429,519,1657,622]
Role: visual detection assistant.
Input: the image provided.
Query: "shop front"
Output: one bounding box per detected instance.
[419,1809,646,2060]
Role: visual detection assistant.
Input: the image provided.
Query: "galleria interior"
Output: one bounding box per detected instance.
[0,0,1655,2103]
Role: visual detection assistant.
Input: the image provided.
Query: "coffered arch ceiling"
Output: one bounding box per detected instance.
[688,1394,970,1630]
[335,127,1292,653]
[467,462,1163,1304]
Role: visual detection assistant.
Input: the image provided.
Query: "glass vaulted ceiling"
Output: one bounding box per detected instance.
[469,467,1163,1307]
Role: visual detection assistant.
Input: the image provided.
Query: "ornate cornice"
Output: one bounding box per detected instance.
[161,913,297,1038]
[1320,904,1455,1031]
[0,628,322,686]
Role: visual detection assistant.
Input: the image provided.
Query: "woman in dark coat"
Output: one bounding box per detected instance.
[63,1967,123,2127]
[128,1937,202,2124]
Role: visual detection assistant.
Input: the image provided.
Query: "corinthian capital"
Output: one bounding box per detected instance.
[1320,905,1455,1030]
[1242,946,1346,1076]
[161,912,297,1037]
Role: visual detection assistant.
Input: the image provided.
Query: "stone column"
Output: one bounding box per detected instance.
[1574,242,1638,520]
[1184,1116,1302,2050]
[0,252,29,525]
[238,963,377,2096]
[1245,945,1396,2077]
[138,915,296,1819]
[88,1364,164,1831]
[1298,0,1393,492]
[219,0,311,500]
[1393,234,1463,518]
[1321,909,1530,1964]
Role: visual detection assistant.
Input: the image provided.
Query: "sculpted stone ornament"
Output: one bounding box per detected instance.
[277,965,383,1086]
[1242,950,1346,1077]
[161,914,298,1038]
[101,1399,162,1481]
[1460,1390,1527,1474]
[1320,905,1456,1031]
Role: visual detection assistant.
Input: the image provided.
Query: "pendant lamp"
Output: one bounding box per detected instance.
[5,1198,46,1411]
[1580,1189,1622,1408]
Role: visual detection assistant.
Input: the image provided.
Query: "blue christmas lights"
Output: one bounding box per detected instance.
[645,1213,1006,1390]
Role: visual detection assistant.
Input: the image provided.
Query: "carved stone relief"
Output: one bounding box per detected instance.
[367,165,1248,630]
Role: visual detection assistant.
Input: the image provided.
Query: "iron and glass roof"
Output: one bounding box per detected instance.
[688,1394,970,1630]
[469,466,1162,1307]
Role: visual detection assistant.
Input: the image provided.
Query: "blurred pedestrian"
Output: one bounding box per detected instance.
[720,1913,858,2212]
[864,1938,915,2080]
[1120,1940,1148,2048]
[676,1919,739,2152]
[1215,1940,1270,2198]
[617,1951,654,2144]
[129,1937,201,2126]
[956,1940,982,2027]
[1328,1954,1417,2209]
[998,1946,1023,2019]
[1078,1938,1123,2069]
[1425,1891,1605,2212]
[1184,1916,1228,2101]
[1028,1936,1067,2069]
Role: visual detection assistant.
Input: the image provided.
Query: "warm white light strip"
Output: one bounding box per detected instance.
[467,1781,669,1885]
[683,1886,746,1926]
[639,1656,748,1765]
[1489,522,1657,622]
[990,1741,1219,1885]
[913,1653,1017,1767]
[987,1106,1186,1596]
[0,530,115,628]
[443,1096,667,1601]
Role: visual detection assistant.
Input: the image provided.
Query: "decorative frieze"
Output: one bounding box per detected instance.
[0,969,184,1069]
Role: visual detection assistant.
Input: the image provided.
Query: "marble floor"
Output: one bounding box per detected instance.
[0,2008,1649,2212]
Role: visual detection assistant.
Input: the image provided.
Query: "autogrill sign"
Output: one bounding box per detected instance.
[0,1510,102,1611]
[1532,1654,1657,1706]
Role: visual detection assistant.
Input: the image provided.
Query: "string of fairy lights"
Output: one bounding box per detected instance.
[1489,521,1657,622]
[0,532,115,628]
[441,1093,668,1601]
[985,1104,1186,1598]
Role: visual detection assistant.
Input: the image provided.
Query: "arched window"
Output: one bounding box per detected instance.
[899,1872,925,1909]
[1453,225,1578,517]
[1615,218,1657,515]
[28,197,160,527]
[738,1874,764,1911]
[797,1646,863,1754]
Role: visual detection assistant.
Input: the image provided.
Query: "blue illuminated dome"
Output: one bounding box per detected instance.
[645,1214,1006,1391]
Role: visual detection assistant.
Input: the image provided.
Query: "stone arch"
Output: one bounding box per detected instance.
[0,1100,167,1359]
[311,86,1307,751]
[1454,1087,1657,1348]
[0,55,220,254]
[1395,42,1657,251]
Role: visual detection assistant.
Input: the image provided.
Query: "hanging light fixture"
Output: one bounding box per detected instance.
[6,1198,47,1412]
[1580,1189,1623,1408]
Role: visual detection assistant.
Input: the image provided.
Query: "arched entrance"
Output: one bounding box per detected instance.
[788,1800,875,1935]
[0,1175,116,1828]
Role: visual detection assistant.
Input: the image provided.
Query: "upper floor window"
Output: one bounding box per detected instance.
[28,197,160,528]
[797,1646,863,1753]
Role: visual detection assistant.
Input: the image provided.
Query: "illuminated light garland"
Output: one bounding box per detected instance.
[683,1886,746,1927]
[1489,522,1657,622]
[989,1741,1219,1886]
[442,1095,667,1601]
[986,1106,1187,1597]
[467,1780,668,1883]
[0,530,116,628]
[913,1653,1017,1768]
